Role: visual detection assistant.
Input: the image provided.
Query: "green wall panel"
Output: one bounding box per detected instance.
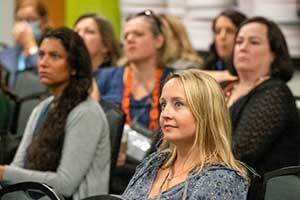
[66,0,121,37]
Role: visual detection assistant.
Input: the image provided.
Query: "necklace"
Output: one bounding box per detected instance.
[158,164,194,194]
[122,66,163,129]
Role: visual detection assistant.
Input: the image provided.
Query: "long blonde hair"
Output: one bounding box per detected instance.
[159,69,248,178]
[160,14,203,68]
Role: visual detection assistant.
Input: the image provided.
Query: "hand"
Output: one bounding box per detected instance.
[203,70,238,83]
[90,78,101,102]
[0,165,4,180]
[13,22,37,54]
[116,152,126,167]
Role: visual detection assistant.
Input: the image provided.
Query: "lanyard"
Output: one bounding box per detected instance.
[122,67,162,129]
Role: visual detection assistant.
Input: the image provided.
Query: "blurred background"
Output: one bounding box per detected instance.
[1,0,299,100]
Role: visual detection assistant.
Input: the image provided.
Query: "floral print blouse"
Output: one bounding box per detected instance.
[122,152,249,200]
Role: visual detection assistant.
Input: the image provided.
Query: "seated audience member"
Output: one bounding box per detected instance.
[74,13,120,71]
[74,13,121,101]
[201,10,246,84]
[0,0,49,87]
[224,16,300,198]
[159,14,204,70]
[96,9,173,193]
[203,9,247,71]
[123,69,249,200]
[0,28,111,200]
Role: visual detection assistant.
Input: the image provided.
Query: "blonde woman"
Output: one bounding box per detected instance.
[160,14,203,70]
[123,69,249,199]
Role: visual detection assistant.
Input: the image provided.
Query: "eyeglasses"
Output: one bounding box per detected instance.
[16,16,39,23]
[135,9,163,33]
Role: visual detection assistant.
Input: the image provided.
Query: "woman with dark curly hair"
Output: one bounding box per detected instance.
[0,27,111,200]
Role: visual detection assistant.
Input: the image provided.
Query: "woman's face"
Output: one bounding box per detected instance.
[124,16,163,63]
[214,16,237,60]
[234,22,273,76]
[159,78,196,147]
[16,5,40,23]
[38,38,70,94]
[74,17,107,64]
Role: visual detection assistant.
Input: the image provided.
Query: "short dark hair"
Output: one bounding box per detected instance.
[212,9,247,33]
[236,17,293,82]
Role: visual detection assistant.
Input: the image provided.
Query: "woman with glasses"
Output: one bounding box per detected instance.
[96,9,173,193]
[0,0,49,86]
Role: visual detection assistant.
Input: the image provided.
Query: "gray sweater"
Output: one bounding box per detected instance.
[3,97,111,200]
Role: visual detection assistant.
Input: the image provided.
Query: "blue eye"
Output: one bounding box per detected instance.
[174,101,183,108]
[50,53,62,60]
[38,51,44,58]
[160,102,166,110]
[235,39,243,44]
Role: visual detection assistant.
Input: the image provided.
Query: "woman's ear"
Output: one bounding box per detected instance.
[71,69,76,76]
[270,52,275,64]
[155,34,164,50]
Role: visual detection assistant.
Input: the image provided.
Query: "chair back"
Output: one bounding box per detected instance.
[12,70,47,99]
[5,70,49,135]
[100,100,125,172]
[0,182,63,200]
[263,166,300,200]
[80,194,126,200]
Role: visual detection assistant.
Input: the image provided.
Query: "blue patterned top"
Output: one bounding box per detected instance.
[122,152,249,200]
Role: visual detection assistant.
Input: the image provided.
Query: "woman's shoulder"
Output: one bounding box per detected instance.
[133,152,168,176]
[70,98,105,117]
[190,164,248,199]
[97,66,124,78]
[192,164,248,185]
[34,96,54,111]
[247,78,294,104]
[96,66,124,94]
[255,78,290,93]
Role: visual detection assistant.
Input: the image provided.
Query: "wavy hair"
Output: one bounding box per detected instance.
[25,27,92,171]
[160,14,203,68]
[159,69,248,178]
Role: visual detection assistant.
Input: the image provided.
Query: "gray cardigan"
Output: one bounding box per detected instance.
[3,97,111,200]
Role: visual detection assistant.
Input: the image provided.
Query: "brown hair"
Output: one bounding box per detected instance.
[204,9,247,70]
[74,13,121,67]
[122,10,169,67]
[15,0,48,20]
[234,16,293,82]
